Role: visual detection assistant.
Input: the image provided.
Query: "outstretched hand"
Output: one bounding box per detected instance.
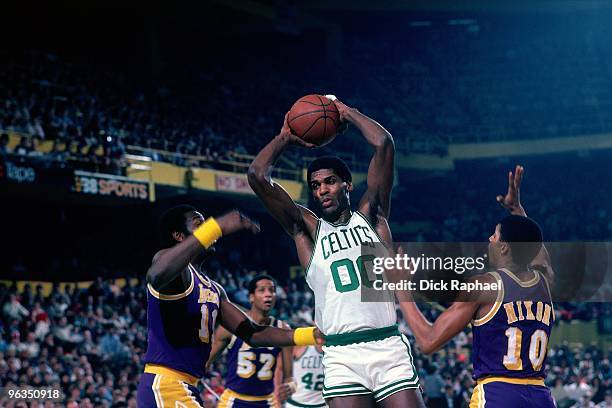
[496,165,524,212]
[216,210,260,235]
[279,112,316,148]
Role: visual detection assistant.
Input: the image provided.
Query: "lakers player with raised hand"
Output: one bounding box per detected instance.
[137,206,324,408]
[249,96,425,408]
[395,166,556,407]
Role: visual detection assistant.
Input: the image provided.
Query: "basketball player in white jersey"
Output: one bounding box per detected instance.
[249,96,424,408]
[287,345,326,408]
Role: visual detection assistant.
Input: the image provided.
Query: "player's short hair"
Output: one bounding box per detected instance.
[307,156,352,186]
[159,204,197,247]
[248,274,277,294]
[499,215,543,266]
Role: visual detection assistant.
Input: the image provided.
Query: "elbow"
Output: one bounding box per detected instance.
[420,345,437,355]
[418,338,440,355]
[247,164,266,187]
[381,134,395,150]
[374,134,395,152]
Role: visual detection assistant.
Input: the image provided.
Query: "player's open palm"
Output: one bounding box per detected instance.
[497,164,524,210]
[216,210,260,235]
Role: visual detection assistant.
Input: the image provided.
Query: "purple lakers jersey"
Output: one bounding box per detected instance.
[224,317,283,396]
[472,268,553,380]
[143,264,221,378]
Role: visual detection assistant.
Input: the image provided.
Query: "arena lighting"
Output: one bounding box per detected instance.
[124,154,152,162]
[128,163,151,171]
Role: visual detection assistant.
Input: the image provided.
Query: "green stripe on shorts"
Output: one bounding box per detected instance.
[322,389,372,398]
[324,325,400,346]
[323,383,369,391]
[373,378,418,398]
[375,381,420,402]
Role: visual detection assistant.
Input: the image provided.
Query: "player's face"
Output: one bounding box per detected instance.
[488,224,502,267]
[309,169,352,218]
[488,224,510,268]
[251,279,276,312]
[180,211,215,251]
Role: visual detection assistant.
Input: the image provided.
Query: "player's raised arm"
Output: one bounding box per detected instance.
[328,96,395,221]
[146,210,260,292]
[496,165,554,284]
[248,114,318,238]
[217,287,324,348]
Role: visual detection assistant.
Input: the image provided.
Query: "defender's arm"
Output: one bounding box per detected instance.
[496,165,554,284]
[397,300,479,355]
[146,211,259,292]
[217,287,323,348]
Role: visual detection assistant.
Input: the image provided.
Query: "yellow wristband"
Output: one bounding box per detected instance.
[293,327,316,346]
[193,217,223,248]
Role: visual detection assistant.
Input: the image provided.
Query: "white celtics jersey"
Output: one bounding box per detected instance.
[290,346,325,407]
[305,211,396,335]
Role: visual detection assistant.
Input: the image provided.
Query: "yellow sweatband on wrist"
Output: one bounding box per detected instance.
[293,327,316,346]
[193,217,223,248]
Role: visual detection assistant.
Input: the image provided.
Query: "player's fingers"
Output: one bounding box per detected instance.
[496,195,504,203]
[508,170,514,189]
[515,165,524,188]
[293,136,316,148]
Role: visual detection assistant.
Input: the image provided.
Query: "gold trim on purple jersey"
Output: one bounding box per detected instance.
[472,272,504,327]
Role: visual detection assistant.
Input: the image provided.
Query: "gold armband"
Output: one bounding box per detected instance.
[193,217,222,248]
[293,327,317,346]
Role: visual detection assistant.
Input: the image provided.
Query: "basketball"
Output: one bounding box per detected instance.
[287,94,340,146]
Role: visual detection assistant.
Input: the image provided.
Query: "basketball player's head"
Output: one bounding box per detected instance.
[248,274,277,313]
[307,156,353,220]
[488,215,543,269]
[159,204,208,248]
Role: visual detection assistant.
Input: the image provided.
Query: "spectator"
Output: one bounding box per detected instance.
[3,294,29,321]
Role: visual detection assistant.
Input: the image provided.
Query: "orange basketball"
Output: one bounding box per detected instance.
[287,94,340,146]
